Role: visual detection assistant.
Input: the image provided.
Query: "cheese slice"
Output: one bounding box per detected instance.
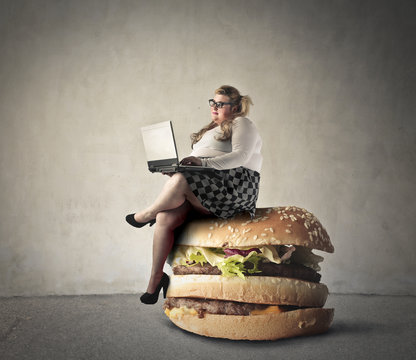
[165,306,198,319]
[250,305,283,315]
[165,305,285,318]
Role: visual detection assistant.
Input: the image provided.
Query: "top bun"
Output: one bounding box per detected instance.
[176,206,334,253]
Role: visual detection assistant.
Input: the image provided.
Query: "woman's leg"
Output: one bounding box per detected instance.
[146,201,192,293]
[134,172,210,293]
[134,173,209,223]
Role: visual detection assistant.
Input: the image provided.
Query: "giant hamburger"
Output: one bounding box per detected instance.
[164,206,334,340]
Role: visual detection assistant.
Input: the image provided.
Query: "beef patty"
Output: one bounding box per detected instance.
[173,262,321,283]
[164,297,300,318]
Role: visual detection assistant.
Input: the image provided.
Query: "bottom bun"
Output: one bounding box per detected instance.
[166,307,334,341]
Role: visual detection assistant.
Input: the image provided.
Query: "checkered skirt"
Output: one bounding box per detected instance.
[182,167,260,219]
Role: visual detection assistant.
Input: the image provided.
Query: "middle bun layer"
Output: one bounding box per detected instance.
[166,275,329,307]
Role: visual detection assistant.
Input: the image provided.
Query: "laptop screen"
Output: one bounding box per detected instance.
[141,121,178,162]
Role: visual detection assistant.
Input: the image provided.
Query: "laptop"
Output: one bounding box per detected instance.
[141,121,214,173]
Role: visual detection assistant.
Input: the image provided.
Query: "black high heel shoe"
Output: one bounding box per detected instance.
[125,214,156,228]
[140,273,170,305]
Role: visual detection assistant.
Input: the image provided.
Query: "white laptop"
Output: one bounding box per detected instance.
[141,121,213,173]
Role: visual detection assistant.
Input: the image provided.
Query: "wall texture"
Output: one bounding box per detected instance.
[1,0,415,296]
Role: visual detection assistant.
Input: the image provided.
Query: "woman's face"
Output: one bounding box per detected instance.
[210,94,236,125]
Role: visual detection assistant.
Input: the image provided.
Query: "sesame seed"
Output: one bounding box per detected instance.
[253,235,258,240]
[209,226,214,230]
[261,233,267,237]
[285,229,292,233]
[208,233,212,238]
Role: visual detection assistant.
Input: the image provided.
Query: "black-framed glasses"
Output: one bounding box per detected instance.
[208,99,233,109]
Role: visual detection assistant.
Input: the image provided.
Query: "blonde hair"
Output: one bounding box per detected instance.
[191,85,253,147]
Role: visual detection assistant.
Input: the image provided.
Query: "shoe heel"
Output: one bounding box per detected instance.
[163,283,168,298]
[162,273,169,298]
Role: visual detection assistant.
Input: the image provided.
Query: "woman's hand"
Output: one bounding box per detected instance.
[180,156,202,166]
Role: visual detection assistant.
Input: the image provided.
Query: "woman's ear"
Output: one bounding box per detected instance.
[232,105,239,113]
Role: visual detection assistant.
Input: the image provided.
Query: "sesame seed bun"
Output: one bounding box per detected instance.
[176,206,334,252]
[166,307,334,341]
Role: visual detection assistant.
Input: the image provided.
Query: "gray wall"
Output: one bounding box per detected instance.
[1,0,415,296]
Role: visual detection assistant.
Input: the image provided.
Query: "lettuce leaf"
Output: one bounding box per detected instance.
[216,251,263,279]
[169,245,282,279]
[187,250,207,267]
[168,244,323,277]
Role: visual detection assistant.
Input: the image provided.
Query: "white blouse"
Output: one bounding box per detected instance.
[190,117,262,172]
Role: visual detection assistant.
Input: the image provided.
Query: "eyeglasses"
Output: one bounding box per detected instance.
[208,99,233,109]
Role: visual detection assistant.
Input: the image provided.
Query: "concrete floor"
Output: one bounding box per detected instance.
[0,294,415,360]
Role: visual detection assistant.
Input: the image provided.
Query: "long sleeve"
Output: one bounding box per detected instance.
[192,117,263,172]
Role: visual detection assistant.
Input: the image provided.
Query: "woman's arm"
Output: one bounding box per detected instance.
[202,117,260,170]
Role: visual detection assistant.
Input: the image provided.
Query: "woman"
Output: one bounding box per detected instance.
[126,85,262,304]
